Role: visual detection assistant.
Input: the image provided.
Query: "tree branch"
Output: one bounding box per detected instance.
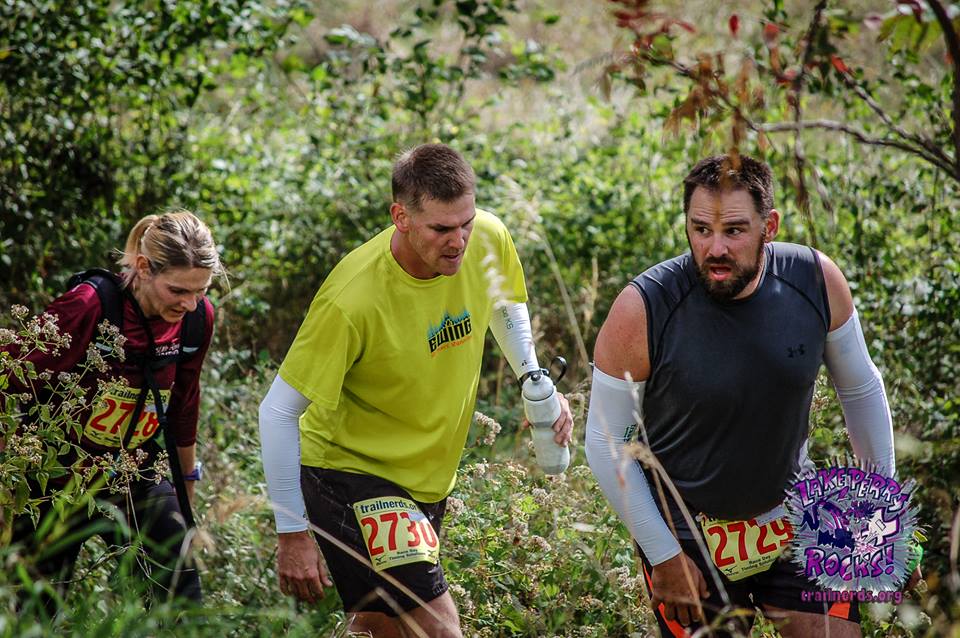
[613,2,960,184]
[758,120,955,173]
[787,0,829,247]
[838,72,953,170]
[927,0,960,177]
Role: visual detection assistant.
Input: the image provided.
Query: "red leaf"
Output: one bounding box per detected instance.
[776,68,798,86]
[729,14,740,37]
[763,23,780,46]
[678,20,696,33]
[830,54,850,74]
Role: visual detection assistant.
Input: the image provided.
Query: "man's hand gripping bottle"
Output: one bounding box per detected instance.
[521,356,569,475]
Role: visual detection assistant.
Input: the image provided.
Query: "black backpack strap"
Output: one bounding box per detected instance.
[124,290,196,530]
[68,268,125,331]
[141,298,206,369]
[178,297,206,360]
[144,364,196,529]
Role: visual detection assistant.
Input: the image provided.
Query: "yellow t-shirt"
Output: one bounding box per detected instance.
[279,209,527,502]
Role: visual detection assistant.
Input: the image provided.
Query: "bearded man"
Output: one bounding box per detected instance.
[585,155,903,637]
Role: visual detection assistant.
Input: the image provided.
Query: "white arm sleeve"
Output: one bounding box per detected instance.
[488,301,540,378]
[258,374,312,533]
[824,310,896,475]
[584,366,682,566]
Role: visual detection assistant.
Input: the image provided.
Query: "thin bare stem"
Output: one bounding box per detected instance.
[787,0,829,248]
[622,374,733,609]
[540,237,591,372]
[758,120,954,173]
[950,503,960,592]
[266,499,443,637]
[500,176,590,373]
[927,0,960,177]
[838,73,952,169]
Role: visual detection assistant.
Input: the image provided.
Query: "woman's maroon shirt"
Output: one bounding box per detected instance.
[11,282,214,454]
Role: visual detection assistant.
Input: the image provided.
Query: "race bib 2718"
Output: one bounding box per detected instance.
[83,386,170,449]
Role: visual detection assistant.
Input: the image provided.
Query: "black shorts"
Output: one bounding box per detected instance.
[300,466,448,615]
[636,515,861,637]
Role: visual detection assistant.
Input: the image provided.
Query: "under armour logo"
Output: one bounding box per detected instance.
[787,344,806,358]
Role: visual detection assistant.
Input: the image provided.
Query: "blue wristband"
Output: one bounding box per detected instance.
[183,461,203,481]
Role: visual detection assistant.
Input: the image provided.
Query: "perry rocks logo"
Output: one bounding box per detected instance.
[427,310,472,355]
[785,462,919,592]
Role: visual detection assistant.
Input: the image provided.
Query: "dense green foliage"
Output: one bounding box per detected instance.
[2,0,959,636]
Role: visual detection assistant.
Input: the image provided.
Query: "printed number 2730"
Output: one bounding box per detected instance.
[359,511,438,557]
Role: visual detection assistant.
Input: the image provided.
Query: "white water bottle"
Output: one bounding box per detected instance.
[522,369,569,475]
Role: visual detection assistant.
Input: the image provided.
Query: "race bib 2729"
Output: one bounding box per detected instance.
[700,514,794,581]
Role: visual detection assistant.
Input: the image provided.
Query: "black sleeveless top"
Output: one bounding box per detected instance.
[632,242,830,520]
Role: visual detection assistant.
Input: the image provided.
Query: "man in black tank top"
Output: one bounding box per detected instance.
[586,156,905,637]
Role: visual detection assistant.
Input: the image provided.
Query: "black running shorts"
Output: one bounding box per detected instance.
[300,466,448,615]
[636,517,861,637]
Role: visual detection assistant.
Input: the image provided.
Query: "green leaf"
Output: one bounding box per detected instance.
[651,34,674,60]
[281,53,307,73]
[879,13,943,53]
[290,7,313,27]
[14,480,29,511]
[878,14,906,43]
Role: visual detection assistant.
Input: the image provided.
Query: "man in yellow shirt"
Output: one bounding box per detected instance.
[258,143,573,637]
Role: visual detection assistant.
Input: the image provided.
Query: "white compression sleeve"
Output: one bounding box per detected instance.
[824,310,896,475]
[584,366,682,566]
[259,374,311,532]
[488,302,540,378]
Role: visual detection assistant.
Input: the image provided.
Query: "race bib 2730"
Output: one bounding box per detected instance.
[83,386,170,449]
[353,496,440,572]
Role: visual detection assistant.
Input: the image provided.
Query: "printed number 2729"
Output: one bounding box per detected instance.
[705,518,793,568]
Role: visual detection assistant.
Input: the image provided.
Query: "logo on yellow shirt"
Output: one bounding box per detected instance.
[427,310,472,355]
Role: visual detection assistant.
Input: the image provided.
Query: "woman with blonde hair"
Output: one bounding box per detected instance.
[7,209,222,615]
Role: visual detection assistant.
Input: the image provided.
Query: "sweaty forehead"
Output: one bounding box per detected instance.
[687,187,758,221]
